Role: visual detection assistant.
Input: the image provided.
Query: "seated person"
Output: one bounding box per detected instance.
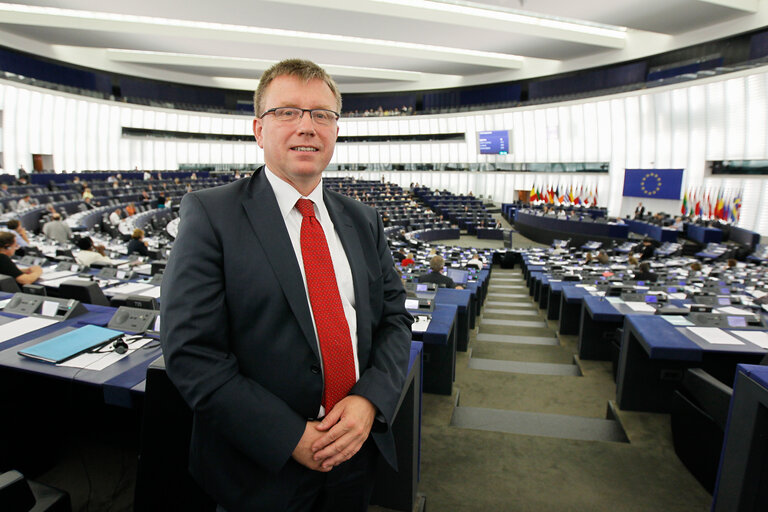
[400,253,415,267]
[127,228,150,257]
[0,232,42,285]
[6,219,29,247]
[75,236,118,267]
[393,248,406,263]
[633,262,658,282]
[42,213,72,244]
[639,238,655,260]
[109,208,123,226]
[15,194,36,211]
[596,250,610,265]
[466,252,485,270]
[418,255,464,289]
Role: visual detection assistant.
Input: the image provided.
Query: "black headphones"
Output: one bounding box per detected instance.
[112,339,129,355]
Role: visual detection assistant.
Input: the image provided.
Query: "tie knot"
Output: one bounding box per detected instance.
[296,198,315,218]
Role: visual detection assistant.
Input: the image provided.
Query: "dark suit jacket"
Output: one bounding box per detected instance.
[418,270,456,288]
[160,168,413,511]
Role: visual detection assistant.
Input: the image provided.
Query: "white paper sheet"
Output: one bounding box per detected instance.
[411,315,431,334]
[714,306,754,315]
[141,287,162,299]
[39,270,77,282]
[732,331,768,349]
[625,302,657,312]
[0,317,59,344]
[687,327,744,345]
[58,338,152,370]
[107,282,156,295]
[662,315,694,326]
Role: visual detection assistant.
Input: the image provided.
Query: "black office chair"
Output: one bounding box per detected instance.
[55,280,110,307]
[134,357,216,512]
[0,274,21,293]
[670,368,734,493]
[0,470,71,512]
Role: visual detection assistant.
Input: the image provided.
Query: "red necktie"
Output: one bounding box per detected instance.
[296,198,356,413]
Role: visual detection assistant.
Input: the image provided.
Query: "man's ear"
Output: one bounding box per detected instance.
[253,118,264,148]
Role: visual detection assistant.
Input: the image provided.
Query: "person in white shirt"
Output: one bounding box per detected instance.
[466,252,485,270]
[109,208,122,226]
[75,237,117,267]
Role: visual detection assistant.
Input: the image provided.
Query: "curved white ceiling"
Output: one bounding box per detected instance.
[0,0,765,93]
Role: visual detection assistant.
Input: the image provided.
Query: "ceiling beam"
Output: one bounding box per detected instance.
[274,0,627,49]
[105,49,462,82]
[0,3,527,69]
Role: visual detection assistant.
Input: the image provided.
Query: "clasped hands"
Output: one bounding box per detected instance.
[292,395,375,472]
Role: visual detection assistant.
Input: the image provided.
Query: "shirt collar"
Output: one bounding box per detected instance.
[264,166,328,222]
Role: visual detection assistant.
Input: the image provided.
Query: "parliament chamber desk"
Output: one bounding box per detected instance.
[626,219,679,243]
[558,285,593,335]
[712,364,768,512]
[514,210,629,246]
[616,315,767,413]
[409,303,457,396]
[411,228,460,242]
[578,296,690,361]
[0,300,157,409]
[0,294,426,512]
[686,223,723,244]
[475,227,504,240]
[434,288,472,352]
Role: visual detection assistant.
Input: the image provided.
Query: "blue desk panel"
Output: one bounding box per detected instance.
[687,224,723,244]
[626,219,679,242]
[616,315,766,412]
[435,288,472,352]
[712,364,768,512]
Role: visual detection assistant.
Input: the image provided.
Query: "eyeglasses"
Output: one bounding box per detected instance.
[260,107,339,126]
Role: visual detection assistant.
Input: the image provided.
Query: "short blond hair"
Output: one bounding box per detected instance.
[253,59,342,117]
[132,228,144,239]
[429,255,445,272]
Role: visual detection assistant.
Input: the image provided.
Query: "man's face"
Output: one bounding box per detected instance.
[1,241,18,256]
[253,75,339,194]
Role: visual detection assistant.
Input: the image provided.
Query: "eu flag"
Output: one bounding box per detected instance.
[622,169,683,200]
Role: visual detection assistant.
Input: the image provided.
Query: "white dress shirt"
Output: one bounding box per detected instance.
[264,167,359,415]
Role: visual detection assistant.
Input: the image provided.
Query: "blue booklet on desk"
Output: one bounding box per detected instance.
[18,325,124,364]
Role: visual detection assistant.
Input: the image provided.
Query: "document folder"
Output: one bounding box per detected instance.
[18,325,125,364]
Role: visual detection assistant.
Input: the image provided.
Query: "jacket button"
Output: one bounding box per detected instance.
[310,364,321,374]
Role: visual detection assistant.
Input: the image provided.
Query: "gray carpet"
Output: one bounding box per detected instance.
[398,240,712,512]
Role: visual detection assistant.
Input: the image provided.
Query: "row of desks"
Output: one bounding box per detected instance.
[0,294,428,511]
[519,254,768,509]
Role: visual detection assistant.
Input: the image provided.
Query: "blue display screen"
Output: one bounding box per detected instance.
[478,130,511,155]
[727,316,747,327]
[645,295,658,303]
[718,297,731,305]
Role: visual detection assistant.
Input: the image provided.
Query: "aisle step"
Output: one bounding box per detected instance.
[481,319,548,328]
[451,407,627,443]
[484,300,535,308]
[468,358,580,376]
[483,308,539,316]
[486,293,529,299]
[476,333,558,345]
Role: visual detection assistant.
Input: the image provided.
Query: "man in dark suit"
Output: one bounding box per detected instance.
[161,59,413,511]
[418,255,463,289]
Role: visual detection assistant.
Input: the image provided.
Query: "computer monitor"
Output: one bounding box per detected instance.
[445,268,469,286]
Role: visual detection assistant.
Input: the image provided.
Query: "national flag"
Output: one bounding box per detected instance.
[530,184,537,203]
[681,190,687,215]
[694,189,701,217]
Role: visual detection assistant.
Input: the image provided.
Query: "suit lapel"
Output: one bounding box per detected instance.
[241,169,318,359]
